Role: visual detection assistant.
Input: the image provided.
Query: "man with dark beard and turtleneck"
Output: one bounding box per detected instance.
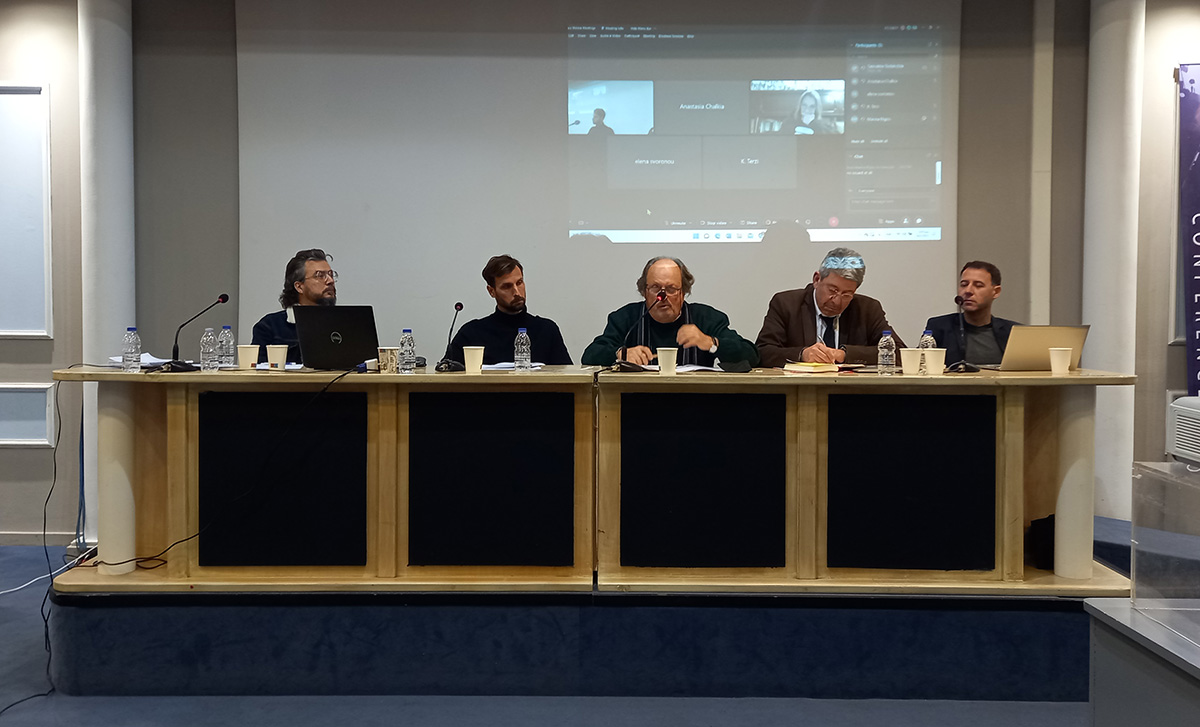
[443,254,573,366]
[251,248,338,364]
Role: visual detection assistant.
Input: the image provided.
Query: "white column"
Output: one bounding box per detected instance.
[79,0,136,549]
[1028,0,1056,325]
[1082,0,1143,519]
[96,383,136,574]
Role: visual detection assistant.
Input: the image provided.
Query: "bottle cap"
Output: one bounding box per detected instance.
[127,326,136,331]
[882,330,892,335]
[204,327,213,331]
[403,328,412,333]
[923,329,932,335]
[223,325,232,329]
[519,328,527,333]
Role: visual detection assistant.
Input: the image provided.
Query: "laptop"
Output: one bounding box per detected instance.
[293,305,380,370]
[990,324,1089,371]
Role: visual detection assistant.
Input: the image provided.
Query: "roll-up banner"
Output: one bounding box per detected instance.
[1180,64,1200,395]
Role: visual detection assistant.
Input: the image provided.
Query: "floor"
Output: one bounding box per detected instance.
[0,546,1091,727]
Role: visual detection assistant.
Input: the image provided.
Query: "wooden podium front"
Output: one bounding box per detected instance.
[53,365,1133,596]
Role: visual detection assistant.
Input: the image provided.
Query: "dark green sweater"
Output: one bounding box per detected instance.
[581,301,759,367]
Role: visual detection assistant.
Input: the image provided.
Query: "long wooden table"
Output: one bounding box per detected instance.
[52,366,1133,596]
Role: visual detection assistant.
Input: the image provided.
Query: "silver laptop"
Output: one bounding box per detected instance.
[992,324,1089,371]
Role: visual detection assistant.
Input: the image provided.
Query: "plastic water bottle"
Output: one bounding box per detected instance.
[918,329,937,375]
[399,329,416,374]
[514,328,532,372]
[216,325,236,368]
[122,327,141,373]
[200,327,219,372]
[877,330,896,376]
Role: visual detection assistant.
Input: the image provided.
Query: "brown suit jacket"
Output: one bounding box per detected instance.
[755,284,903,367]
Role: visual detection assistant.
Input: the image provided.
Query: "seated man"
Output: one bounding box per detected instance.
[444,254,572,365]
[581,256,758,368]
[251,248,337,364]
[756,247,902,367]
[926,261,1019,366]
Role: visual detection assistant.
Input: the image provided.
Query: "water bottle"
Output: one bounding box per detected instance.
[514,328,532,372]
[199,327,219,372]
[216,325,236,368]
[122,327,141,373]
[877,330,896,376]
[399,329,416,374]
[918,329,937,375]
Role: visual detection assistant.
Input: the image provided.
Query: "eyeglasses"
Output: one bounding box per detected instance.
[647,285,682,297]
[307,270,338,282]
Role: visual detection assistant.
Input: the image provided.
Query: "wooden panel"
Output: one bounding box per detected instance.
[133,384,168,559]
[375,384,398,578]
[1024,386,1060,523]
[573,383,596,576]
[596,385,621,577]
[1000,387,1026,581]
[794,387,816,579]
[396,386,410,574]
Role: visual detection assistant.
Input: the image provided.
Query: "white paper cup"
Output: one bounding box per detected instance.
[657,347,678,376]
[463,346,484,374]
[266,345,288,370]
[377,347,400,374]
[899,348,923,375]
[237,344,259,370]
[1049,347,1072,375]
[924,348,946,375]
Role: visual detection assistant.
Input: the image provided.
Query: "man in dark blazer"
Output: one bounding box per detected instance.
[756,247,902,367]
[926,261,1019,366]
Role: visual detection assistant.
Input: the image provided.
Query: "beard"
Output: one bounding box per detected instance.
[317,295,337,307]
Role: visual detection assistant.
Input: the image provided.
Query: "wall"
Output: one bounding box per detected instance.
[0,0,83,544]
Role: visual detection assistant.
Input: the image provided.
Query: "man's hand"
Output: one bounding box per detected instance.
[621,345,655,366]
[676,324,713,350]
[800,342,845,364]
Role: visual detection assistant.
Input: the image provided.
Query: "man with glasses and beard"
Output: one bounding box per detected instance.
[443,254,572,366]
[581,256,758,368]
[251,248,338,364]
[755,247,902,367]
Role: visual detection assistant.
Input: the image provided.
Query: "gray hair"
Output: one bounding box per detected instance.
[817,247,865,285]
[636,256,694,297]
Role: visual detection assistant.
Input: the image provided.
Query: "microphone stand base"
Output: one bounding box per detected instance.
[157,360,200,372]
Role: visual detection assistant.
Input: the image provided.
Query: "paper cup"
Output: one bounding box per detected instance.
[378,346,400,374]
[266,345,288,370]
[924,348,946,375]
[1049,347,1072,375]
[899,348,923,375]
[237,344,259,370]
[463,346,484,374]
[657,347,678,375]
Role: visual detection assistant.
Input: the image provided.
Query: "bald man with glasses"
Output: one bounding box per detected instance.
[755,247,902,368]
[251,248,339,364]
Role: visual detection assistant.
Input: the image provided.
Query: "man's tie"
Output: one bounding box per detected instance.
[820,315,836,349]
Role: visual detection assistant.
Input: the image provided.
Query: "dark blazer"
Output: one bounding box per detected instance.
[755,284,903,367]
[925,312,1019,365]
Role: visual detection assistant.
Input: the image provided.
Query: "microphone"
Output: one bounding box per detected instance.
[947,294,978,373]
[434,302,467,372]
[164,293,230,372]
[618,291,669,362]
[569,120,581,127]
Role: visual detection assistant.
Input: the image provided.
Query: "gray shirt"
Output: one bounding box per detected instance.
[964,321,1003,364]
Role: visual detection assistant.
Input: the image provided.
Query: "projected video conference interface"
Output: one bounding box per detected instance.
[567,24,951,244]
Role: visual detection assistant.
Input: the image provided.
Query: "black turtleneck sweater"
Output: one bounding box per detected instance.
[444,309,573,365]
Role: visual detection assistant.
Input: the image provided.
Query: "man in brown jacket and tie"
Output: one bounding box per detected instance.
[755,247,903,368]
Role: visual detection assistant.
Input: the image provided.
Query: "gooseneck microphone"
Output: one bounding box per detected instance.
[619,290,669,363]
[947,295,979,373]
[434,302,467,372]
[164,293,230,372]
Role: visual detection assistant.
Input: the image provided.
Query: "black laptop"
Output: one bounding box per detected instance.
[293,305,380,370]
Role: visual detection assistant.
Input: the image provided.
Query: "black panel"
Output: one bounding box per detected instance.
[408,392,575,566]
[198,391,368,566]
[620,392,787,568]
[826,394,995,570]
